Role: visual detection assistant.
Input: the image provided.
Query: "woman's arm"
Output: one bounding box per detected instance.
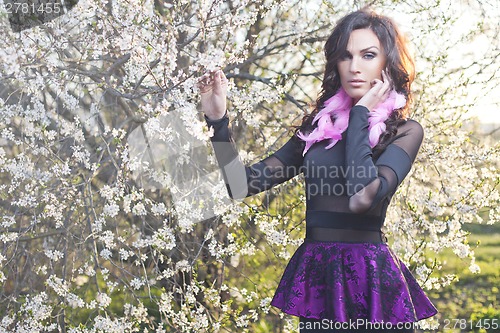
[199,70,304,200]
[345,105,423,213]
[206,114,304,199]
[343,70,423,213]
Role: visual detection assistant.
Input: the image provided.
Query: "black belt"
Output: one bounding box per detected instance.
[305,210,383,231]
[306,227,386,243]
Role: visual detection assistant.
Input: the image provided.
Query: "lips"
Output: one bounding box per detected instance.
[348,79,366,87]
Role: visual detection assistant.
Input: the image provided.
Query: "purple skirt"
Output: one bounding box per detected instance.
[270,240,437,323]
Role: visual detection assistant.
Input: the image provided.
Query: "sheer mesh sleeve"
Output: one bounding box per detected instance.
[345,105,424,213]
[206,113,304,200]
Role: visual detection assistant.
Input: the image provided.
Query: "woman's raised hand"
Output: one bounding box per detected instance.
[198,69,228,121]
[355,70,392,111]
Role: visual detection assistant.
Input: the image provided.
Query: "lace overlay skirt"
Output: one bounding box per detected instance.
[270,238,437,323]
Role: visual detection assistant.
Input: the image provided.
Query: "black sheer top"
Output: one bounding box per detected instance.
[206,105,424,231]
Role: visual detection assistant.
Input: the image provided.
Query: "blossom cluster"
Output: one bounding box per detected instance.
[0,0,498,331]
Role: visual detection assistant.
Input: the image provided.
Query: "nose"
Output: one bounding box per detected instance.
[349,57,360,73]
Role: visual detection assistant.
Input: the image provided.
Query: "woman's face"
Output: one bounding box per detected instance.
[337,28,387,104]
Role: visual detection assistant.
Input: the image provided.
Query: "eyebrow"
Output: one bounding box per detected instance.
[344,46,380,54]
[360,46,380,52]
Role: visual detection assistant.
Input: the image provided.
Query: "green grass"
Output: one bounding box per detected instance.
[427,227,500,333]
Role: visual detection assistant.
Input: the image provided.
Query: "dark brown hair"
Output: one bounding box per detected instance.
[297,9,415,157]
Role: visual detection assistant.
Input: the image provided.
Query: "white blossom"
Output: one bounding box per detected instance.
[100,249,113,260]
[102,202,120,217]
[96,293,112,308]
[132,202,147,216]
[44,249,64,261]
[130,278,145,290]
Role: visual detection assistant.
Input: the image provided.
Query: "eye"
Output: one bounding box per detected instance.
[363,52,377,59]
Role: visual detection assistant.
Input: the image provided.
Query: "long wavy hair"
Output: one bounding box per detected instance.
[297,9,415,158]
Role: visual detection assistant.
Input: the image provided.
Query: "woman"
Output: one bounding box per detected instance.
[198,9,437,333]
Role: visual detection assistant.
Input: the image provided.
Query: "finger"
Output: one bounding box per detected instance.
[197,71,216,92]
[212,70,221,92]
[378,71,390,96]
[202,70,217,81]
[370,79,385,97]
[382,70,390,85]
[219,70,228,82]
[383,69,394,89]
[198,84,212,93]
[197,74,209,87]
[208,68,221,80]
[382,70,392,91]
[213,70,228,93]
[370,79,383,88]
[197,76,209,89]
